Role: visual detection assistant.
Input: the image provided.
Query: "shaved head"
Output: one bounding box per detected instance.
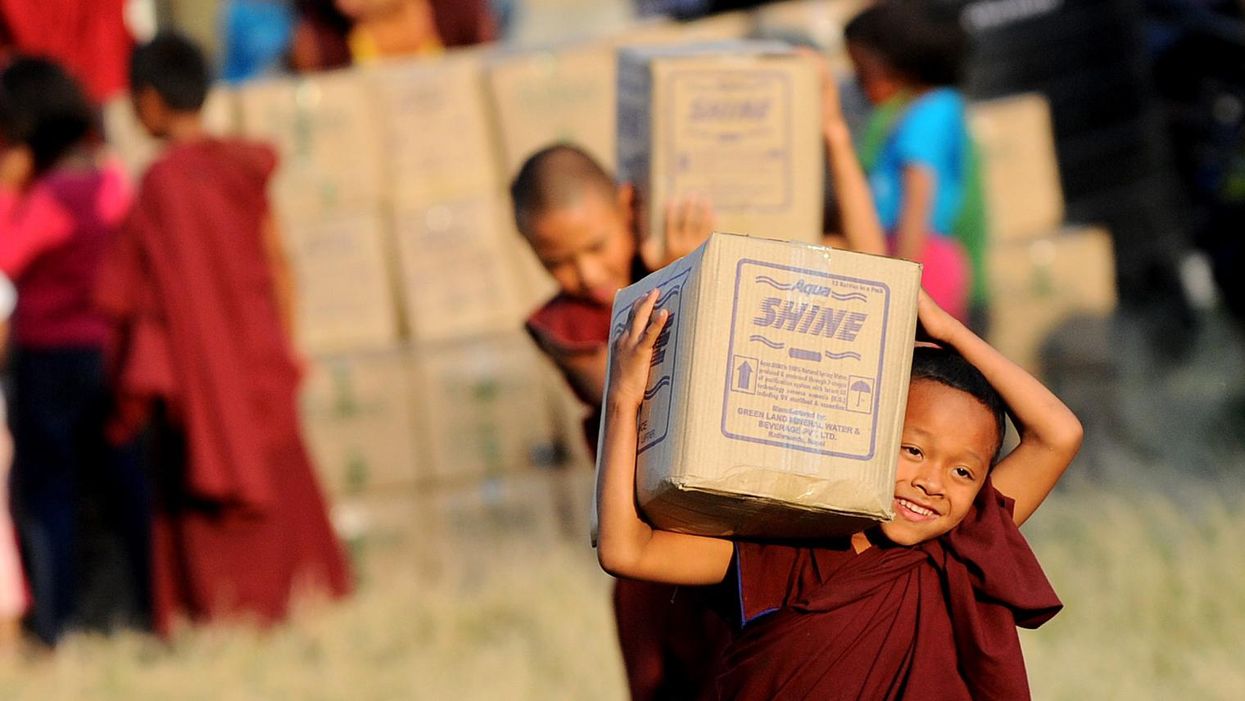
[509,144,618,237]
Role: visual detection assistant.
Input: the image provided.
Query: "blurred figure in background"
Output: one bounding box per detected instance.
[0,0,132,102]
[97,33,351,636]
[0,57,146,646]
[0,272,27,654]
[511,145,726,701]
[289,0,495,71]
[220,0,296,83]
[844,2,980,324]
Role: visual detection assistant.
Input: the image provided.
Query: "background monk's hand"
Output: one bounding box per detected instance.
[641,193,716,271]
[608,289,668,409]
[0,146,33,190]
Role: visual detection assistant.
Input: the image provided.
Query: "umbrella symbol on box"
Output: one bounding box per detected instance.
[848,377,874,413]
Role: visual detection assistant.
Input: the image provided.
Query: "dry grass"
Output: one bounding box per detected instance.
[0,468,1242,700]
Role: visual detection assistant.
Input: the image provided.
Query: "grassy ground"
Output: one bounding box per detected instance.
[1,464,1242,700]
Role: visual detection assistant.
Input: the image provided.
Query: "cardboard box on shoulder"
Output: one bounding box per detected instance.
[237,70,385,218]
[599,233,921,539]
[968,93,1065,243]
[617,42,824,258]
[282,210,400,355]
[300,350,418,497]
[371,53,502,206]
[987,224,1117,373]
[410,333,564,483]
[391,195,530,341]
[486,42,618,175]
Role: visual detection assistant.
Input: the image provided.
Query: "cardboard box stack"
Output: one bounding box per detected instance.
[599,233,921,539]
[617,42,824,256]
[237,70,399,357]
[969,93,1119,372]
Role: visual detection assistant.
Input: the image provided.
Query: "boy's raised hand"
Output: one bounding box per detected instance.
[915,288,962,344]
[640,194,716,271]
[608,289,669,408]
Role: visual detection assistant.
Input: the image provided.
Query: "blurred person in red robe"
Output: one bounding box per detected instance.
[96,33,350,636]
[0,0,131,102]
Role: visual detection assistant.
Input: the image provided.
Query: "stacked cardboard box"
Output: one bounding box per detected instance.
[751,0,869,73]
[409,332,564,483]
[969,93,1118,372]
[598,233,921,538]
[300,350,419,497]
[617,42,824,256]
[238,71,399,356]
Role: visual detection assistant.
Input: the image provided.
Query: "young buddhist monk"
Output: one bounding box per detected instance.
[597,281,1082,698]
[511,144,724,701]
[512,52,898,699]
[95,32,350,636]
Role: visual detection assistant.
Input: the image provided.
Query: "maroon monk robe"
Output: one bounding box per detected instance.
[719,479,1062,700]
[527,291,732,701]
[95,139,351,636]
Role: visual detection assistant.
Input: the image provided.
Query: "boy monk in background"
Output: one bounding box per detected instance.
[511,54,897,698]
[95,33,351,636]
[510,144,724,701]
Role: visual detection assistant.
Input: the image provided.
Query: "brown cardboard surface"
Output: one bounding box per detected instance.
[282,210,401,355]
[371,53,503,206]
[987,225,1118,372]
[599,232,921,538]
[300,350,419,497]
[486,43,618,175]
[391,195,530,341]
[617,43,824,259]
[409,333,564,483]
[969,93,1066,243]
[237,70,385,219]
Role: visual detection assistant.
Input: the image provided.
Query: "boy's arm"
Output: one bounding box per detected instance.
[894,166,935,262]
[812,53,887,257]
[917,291,1083,525]
[260,212,295,338]
[639,194,716,272]
[596,289,734,584]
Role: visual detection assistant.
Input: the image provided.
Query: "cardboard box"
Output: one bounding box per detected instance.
[237,70,385,219]
[486,42,619,175]
[103,87,237,177]
[410,333,564,483]
[751,0,869,74]
[371,53,502,206]
[987,225,1117,372]
[391,195,530,341]
[282,210,400,355]
[599,233,921,538]
[617,42,824,257]
[968,93,1065,243]
[300,351,419,497]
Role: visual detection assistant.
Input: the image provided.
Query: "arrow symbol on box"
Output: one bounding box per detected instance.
[737,361,753,390]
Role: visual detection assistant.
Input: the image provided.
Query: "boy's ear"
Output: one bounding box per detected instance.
[617,181,636,231]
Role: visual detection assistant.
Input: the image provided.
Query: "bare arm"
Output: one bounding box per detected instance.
[812,54,886,257]
[596,289,734,584]
[894,165,936,262]
[917,291,1083,525]
[260,213,295,338]
[639,193,716,271]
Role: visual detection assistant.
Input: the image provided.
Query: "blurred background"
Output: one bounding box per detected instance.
[1,0,1244,698]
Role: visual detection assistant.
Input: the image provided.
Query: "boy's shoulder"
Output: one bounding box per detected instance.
[902,88,966,126]
[525,292,613,356]
[146,138,277,185]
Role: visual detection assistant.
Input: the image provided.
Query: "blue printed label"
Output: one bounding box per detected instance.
[720,259,891,462]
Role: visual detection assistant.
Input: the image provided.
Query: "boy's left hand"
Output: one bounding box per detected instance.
[916,288,963,344]
[608,289,669,408]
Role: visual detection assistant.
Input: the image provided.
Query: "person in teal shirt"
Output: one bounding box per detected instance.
[845,3,986,325]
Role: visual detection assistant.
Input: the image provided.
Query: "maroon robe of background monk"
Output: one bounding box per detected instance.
[97,33,350,636]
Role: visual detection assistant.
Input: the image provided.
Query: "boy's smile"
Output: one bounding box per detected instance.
[881,379,997,546]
